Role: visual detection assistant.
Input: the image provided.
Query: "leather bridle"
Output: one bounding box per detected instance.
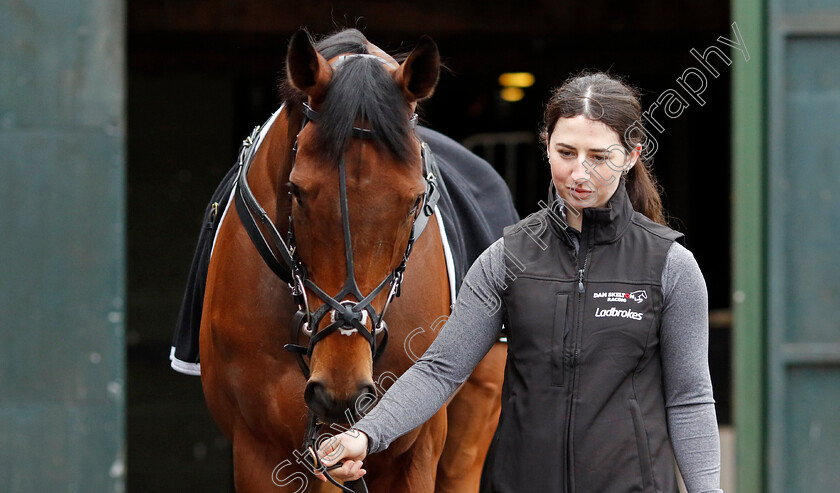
[232,64,441,493]
[234,102,440,379]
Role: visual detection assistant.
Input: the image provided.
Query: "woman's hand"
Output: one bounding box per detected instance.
[314,429,369,482]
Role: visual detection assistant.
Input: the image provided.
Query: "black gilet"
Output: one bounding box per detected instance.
[483,183,684,493]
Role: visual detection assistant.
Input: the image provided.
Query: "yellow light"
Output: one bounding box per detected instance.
[498,72,535,88]
[500,87,525,102]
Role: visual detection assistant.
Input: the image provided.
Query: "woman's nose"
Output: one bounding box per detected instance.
[570,159,591,182]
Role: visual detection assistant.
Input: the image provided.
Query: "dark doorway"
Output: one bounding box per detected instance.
[127,2,733,490]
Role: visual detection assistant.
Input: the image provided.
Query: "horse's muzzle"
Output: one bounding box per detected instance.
[304,380,376,423]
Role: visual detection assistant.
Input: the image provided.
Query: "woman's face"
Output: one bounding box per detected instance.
[546,115,638,211]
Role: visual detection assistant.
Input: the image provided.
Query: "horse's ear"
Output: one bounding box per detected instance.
[286,30,332,102]
[394,36,440,102]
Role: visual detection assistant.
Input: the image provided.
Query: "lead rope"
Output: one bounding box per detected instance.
[302,413,369,493]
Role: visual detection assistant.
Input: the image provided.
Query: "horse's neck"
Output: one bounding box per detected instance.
[249,106,301,234]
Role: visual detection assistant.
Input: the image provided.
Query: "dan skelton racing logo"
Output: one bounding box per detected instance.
[593,289,648,303]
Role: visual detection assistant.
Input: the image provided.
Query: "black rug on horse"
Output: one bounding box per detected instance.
[170,125,520,374]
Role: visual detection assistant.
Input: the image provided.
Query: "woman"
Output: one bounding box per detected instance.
[317,72,722,493]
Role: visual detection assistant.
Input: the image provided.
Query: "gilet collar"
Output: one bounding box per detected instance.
[547,178,635,246]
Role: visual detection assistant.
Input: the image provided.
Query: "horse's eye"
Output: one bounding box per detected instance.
[286,182,303,205]
[409,196,423,217]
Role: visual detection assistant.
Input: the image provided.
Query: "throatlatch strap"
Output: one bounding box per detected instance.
[233,184,293,283]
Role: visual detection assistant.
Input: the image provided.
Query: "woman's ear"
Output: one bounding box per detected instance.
[543,132,552,160]
[628,145,642,169]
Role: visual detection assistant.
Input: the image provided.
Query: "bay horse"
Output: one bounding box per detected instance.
[199,29,506,492]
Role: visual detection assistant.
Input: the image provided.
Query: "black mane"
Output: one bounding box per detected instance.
[279,29,415,164]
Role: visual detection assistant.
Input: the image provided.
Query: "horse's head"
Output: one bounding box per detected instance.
[283,29,440,422]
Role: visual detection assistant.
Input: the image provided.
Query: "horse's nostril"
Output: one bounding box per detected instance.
[305,381,379,422]
[304,381,328,407]
[359,384,377,400]
[305,381,350,422]
[353,384,378,417]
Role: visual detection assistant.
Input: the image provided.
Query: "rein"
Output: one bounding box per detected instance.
[233,98,441,492]
[299,414,369,493]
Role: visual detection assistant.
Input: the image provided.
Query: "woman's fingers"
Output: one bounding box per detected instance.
[313,460,366,483]
[314,431,369,482]
[318,436,348,466]
[320,433,348,459]
[329,460,367,482]
[347,460,366,480]
[318,430,368,465]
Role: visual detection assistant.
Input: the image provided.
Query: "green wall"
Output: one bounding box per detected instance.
[765,0,840,492]
[731,0,766,491]
[734,0,840,491]
[0,0,126,490]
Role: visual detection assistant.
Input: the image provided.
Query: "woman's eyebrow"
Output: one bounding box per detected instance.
[557,142,610,153]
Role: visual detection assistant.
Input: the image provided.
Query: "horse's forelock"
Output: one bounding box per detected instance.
[277,29,370,115]
[278,29,416,166]
[315,56,415,164]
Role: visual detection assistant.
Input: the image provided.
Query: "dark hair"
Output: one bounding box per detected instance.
[541,71,667,225]
[278,29,415,164]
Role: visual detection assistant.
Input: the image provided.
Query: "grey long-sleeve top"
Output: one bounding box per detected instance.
[355,235,722,493]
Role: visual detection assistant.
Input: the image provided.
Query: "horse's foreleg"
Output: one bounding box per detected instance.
[434,341,506,493]
[386,407,448,493]
[361,407,447,492]
[231,423,312,493]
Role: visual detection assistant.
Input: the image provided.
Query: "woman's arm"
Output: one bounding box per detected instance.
[354,238,508,453]
[660,242,723,493]
[318,237,509,480]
